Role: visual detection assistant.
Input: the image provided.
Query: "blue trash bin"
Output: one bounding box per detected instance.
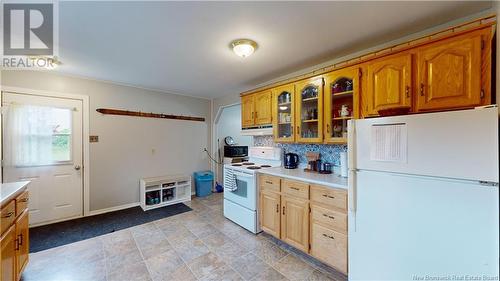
[194,171,214,197]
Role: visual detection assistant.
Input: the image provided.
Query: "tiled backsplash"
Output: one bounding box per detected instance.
[253,135,347,166]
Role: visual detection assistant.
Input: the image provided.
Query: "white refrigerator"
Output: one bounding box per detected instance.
[347,106,499,280]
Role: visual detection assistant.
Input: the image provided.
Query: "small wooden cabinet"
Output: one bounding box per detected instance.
[15,210,29,276]
[324,67,360,143]
[241,90,272,127]
[365,53,412,116]
[259,174,348,274]
[260,190,281,238]
[416,32,483,111]
[281,195,309,252]
[1,226,16,281]
[272,84,296,143]
[1,189,30,281]
[241,95,255,127]
[295,77,324,143]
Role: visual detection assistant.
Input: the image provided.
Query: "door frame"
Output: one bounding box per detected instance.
[1,86,91,217]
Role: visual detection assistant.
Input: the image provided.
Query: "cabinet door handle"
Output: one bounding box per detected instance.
[18,234,23,246]
[323,213,335,220]
[18,198,28,203]
[282,206,286,215]
[420,83,424,96]
[2,211,14,218]
[297,126,300,135]
[326,124,330,133]
[405,86,410,98]
[276,204,279,213]
[322,194,335,199]
[255,111,258,119]
[291,126,294,135]
[322,233,335,240]
[15,238,19,251]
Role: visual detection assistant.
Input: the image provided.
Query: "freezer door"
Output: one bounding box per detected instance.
[348,170,499,280]
[353,107,499,183]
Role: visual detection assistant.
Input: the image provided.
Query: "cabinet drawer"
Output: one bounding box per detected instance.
[282,179,309,199]
[259,174,281,193]
[311,205,347,233]
[15,190,29,217]
[311,222,347,274]
[1,200,16,235]
[310,185,347,211]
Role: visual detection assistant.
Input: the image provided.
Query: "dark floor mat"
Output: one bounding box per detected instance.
[29,203,192,253]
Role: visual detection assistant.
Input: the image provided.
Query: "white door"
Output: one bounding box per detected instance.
[2,92,83,226]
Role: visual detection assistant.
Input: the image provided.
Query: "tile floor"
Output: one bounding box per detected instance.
[22,193,347,281]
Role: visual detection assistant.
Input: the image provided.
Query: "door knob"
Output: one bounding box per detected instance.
[74,165,81,171]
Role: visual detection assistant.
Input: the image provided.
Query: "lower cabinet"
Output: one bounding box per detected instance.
[1,226,16,281]
[259,175,348,275]
[310,223,348,274]
[281,196,309,252]
[260,190,281,238]
[1,190,30,281]
[15,210,29,275]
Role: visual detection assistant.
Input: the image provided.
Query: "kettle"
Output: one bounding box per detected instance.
[284,153,299,169]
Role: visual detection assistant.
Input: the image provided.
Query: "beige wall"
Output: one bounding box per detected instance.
[1,70,211,211]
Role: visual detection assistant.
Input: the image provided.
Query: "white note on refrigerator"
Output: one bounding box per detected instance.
[370,123,407,163]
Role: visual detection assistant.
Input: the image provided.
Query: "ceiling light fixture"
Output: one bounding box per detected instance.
[230,39,257,58]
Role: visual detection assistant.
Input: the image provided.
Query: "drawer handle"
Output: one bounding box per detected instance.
[18,198,29,203]
[323,213,335,220]
[322,194,335,199]
[2,211,14,218]
[265,181,273,185]
[322,233,335,240]
[290,187,300,191]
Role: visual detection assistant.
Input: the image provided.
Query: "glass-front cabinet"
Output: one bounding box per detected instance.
[294,77,323,143]
[324,67,360,143]
[273,84,295,142]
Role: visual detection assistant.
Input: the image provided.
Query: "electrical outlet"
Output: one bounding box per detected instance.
[89,136,99,142]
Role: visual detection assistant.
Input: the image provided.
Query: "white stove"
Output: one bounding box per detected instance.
[223,147,282,233]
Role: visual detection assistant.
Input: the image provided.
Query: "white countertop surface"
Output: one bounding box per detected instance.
[1,181,30,206]
[257,167,348,189]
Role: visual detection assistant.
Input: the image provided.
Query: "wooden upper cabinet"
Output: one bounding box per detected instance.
[281,195,309,252]
[416,33,483,111]
[241,91,272,127]
[272,84,295,143]
[241,94,255,127]
[295,77,323,143]
[260,190,281,239]
[324,67,360,144]
[365,53,412,116]
[254,90,272,125]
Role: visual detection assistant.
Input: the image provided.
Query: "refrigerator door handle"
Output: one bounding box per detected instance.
[347,120,356,170]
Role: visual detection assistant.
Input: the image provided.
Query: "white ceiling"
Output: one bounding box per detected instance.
[56,1,492,99]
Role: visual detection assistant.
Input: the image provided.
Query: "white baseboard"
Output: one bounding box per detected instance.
[88,202,140,216]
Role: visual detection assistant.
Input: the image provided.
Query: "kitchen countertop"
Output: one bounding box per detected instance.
[1,181,30,206]
[257,167,348,190]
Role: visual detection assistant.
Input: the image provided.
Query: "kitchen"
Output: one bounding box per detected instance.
[1,2,499,281]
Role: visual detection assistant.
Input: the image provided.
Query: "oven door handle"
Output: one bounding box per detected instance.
[232,171,254,178]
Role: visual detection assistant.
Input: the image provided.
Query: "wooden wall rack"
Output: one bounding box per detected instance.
[96,108,205,122]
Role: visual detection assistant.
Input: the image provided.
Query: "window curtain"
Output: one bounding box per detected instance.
[4,104,54,166]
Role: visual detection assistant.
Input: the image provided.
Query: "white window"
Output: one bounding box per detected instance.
[5,104,73,166]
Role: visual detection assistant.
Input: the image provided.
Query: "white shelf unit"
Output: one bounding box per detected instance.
[140,174,191,211]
